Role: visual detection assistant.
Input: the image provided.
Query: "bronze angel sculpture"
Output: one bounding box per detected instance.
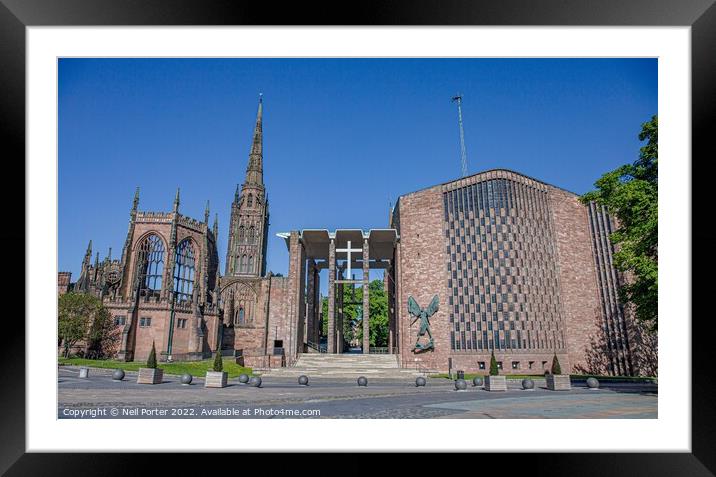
[407,295,439,351]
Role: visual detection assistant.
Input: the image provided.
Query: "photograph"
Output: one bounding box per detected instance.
[56,57,659,420]
[1,0,710,469]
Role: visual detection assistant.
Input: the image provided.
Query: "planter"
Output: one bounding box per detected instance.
[546,374,571,391]
[485,375,507,391]
[205,371,228,388]
[137,367,163,385]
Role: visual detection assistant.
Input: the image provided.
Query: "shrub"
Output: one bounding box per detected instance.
[146,341,157,369]
[212,349,223,372]
[551,353,562,375]
[489,350,499,376]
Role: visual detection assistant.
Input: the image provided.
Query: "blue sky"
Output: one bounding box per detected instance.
[59,58,657,282]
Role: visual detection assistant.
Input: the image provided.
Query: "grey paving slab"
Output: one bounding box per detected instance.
[57,366,657,419]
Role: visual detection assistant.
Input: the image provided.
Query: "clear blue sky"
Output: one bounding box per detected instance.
[59,58,657,283]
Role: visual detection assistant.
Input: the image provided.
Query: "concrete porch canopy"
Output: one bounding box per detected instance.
[278,229,398,268]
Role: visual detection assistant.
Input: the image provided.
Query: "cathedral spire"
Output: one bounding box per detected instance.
[204,200,210,224]
[213,213,218,237]
[244,94,264,186]
[132,187,140,212]
[84,240,93,264]
[234,184,240,203]
[173,188,180,213]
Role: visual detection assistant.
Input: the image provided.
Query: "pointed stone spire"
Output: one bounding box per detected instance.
[173,188,180,213]
[204,200,210,224]
[94,252,100,269]
[108,247,112,261]
[234,184,240,203]
[244,94,263,186]
[84,240,93,263]
[132,187,140,212]
[212,213,219,237]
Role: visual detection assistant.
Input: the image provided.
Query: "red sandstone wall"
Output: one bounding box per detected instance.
[132,309,170,362]
[549,187,603,373]
[266,276,291,353]
[58,272,72,295]
[396,185,451,371]
[232,278,271,354]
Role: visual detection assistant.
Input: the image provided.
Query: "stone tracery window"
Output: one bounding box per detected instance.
[248,255,254,273]
[173,239,196,303]
[247,226,255,244]
[136,234,165,298]
[247,193,253,207]
[227,283,257,326]
[239,254,247,273]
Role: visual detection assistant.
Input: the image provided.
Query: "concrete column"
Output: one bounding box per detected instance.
[327,239,336,354]
[387,263,394,353]
[287,231,306,360]
[313,272,321,344]
[337,268,344,354]
[362,238,370,354]
[306,260,316,346]
[395,241,402,364]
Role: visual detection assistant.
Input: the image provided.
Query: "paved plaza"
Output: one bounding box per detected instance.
[58,366,657,419]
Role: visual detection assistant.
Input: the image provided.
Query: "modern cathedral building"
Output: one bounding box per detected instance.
[61,97,651,376]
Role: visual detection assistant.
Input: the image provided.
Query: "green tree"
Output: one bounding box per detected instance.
[146,341,158,368]
[58,292,113,358]
[551,353,562,375]
[489,350,499,376]
[321,296,328,337]
[212,348,223,372]
[581,115,658,330]
[319,279,390,348]
[354,280,390,347]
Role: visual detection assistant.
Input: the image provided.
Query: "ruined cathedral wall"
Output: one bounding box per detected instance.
[132,308,171,362]
[123,219,173,300]
[218,276,272,364]
[266,275,290,348]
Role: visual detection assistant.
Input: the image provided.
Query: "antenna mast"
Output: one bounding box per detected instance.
[452,93,468,177]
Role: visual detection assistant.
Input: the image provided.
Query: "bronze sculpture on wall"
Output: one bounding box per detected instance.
[407,295,438,351]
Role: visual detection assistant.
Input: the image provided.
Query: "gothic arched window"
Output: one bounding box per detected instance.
[173,239,196,303]
[248,226,255,244]
[248,256,254,273]
[238,225,245,243]
[247,194,253,207]
[238,307,245,324]
[240,254,247,273]
[136,234,165,298]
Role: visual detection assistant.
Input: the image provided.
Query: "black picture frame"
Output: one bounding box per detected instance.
[2,0,713,473]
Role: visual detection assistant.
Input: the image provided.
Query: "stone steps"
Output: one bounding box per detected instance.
[259,353,432,378]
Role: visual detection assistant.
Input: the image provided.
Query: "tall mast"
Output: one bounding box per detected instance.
[452,93,469,178]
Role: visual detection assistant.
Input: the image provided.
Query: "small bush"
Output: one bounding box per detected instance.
[489,350,499,376]
[551,353,562,375]
[146,341,157,369]
[212,349,223,372]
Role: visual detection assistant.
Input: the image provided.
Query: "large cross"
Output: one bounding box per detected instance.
[336,240,362,280]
